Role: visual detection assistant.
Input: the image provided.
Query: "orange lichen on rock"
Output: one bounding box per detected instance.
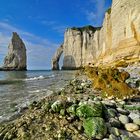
[85,66,139,100]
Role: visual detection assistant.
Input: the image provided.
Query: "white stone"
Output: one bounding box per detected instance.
[125,123,139,132]
[119,115,129,124]
[133,130,140,138]
[129,112,140,120]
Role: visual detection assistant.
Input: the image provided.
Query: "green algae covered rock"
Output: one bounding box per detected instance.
[51,100,63,113]
[83,117,107,139]
[60,109,66,116]
[124,105,140,111]
[67,104,77,116]
[76,102,103,118]
[85,66,138,100]
[41,102,51,112]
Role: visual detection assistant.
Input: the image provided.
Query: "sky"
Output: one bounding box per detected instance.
[0,0,112,70]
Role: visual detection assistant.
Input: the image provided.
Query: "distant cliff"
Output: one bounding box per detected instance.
[62,26,101,70]
[52,0,140,70]
[3,32,27,71]
[52,44,63,70]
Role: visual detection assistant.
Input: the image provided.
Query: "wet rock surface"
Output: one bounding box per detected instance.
[0,71,140,140]
[85,66,139,100]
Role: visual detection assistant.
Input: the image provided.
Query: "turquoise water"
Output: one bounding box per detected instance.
[0,70,77,122]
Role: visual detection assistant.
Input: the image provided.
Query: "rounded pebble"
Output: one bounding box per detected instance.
[119,115,129,124]
[125,123,139,132]
[133,130,140,138]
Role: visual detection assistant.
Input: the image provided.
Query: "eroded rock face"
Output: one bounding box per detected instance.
[96,0,140,66]
[53,0,140,70]
[62,26,100,70]
[52,44,63,70]
[3,32,27,70]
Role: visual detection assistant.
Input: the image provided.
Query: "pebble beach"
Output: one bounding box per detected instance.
[0,65,140,140]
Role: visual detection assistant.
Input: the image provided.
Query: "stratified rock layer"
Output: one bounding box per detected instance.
[3,32,27,70]
[53,0,140,70]
[96,0,140,66]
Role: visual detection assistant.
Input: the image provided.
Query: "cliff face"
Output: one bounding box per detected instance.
[96,0,140,66]
[62,26,100,69]
[52,0,140,70]
[3,32,27,70]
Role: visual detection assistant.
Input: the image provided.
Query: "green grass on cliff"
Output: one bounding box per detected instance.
[106,7,111,14]
[71,25,101,33]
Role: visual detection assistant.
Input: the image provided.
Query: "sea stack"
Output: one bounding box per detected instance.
[3,32,27,70]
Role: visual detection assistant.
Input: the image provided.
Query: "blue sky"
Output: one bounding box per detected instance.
[0,0,112,70]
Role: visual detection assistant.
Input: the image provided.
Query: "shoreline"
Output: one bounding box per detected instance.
[0,67,140,140]
[0,70,78,124]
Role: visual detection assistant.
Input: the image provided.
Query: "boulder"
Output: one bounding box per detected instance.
[83,117,107,139]
[51,100,63,113]
[85,66,138,99]
[125,123,139,132]
[67,104,77,116]
[76,102,103,118]
[119,115,130,124]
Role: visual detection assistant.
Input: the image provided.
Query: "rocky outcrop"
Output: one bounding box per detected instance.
[3,32,27,71]
[62,26,101,70]
[85,66,139,99]
[52,44,63,70]
[53,0,140,69]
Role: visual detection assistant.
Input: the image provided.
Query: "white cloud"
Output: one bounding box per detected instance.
[52,25,67,34]
[86,0,106,26]
[0,33,10,66]
[0,21,59,70]
[86,12,97,22]
[41,20,68,35]
[0,32,10,46]
[26,41,58,70]
[0,22,20,33]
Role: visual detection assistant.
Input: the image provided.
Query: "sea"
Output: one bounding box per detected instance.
[0,70,77,123]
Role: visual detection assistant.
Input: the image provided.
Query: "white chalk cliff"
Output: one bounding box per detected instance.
[3,32,27,70]
[62,26,101,69]
[52,0,140,70]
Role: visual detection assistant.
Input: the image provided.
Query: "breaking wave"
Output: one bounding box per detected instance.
[25,75,45,81]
